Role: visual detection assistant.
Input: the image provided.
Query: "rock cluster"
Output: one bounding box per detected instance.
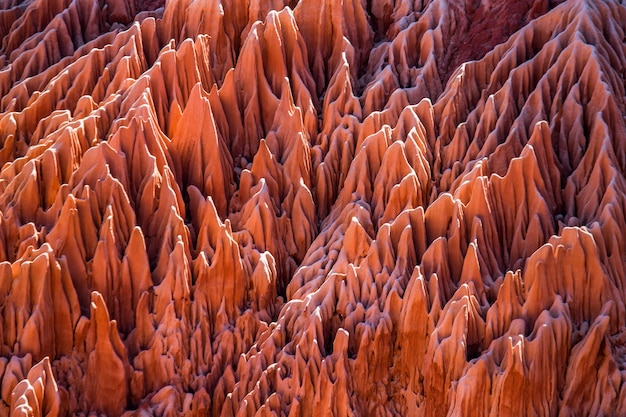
[1,0,626,415]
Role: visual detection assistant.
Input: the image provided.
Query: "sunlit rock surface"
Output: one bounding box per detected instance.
[1,0,626,415]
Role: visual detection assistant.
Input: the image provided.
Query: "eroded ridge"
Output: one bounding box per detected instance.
[1,0,626,416]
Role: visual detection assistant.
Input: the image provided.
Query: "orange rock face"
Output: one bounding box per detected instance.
[1,0,626,415]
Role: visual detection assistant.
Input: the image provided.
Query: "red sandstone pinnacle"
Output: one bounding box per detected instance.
[1,0,626,415]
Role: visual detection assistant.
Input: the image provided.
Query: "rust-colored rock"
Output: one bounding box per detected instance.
[1,0,626,415]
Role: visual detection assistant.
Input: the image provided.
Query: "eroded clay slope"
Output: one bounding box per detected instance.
[1,0,626,416]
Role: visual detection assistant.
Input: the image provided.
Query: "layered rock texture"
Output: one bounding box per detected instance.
[1,0,626,415]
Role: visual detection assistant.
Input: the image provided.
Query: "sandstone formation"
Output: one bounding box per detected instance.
[1,0,626,415]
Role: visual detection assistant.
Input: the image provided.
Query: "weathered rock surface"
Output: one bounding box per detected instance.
[1,0,626,415]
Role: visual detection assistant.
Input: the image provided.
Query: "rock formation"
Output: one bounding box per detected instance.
[1,0,626,415]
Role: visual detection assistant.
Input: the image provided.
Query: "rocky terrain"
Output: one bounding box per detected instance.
[1,0,626,415]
